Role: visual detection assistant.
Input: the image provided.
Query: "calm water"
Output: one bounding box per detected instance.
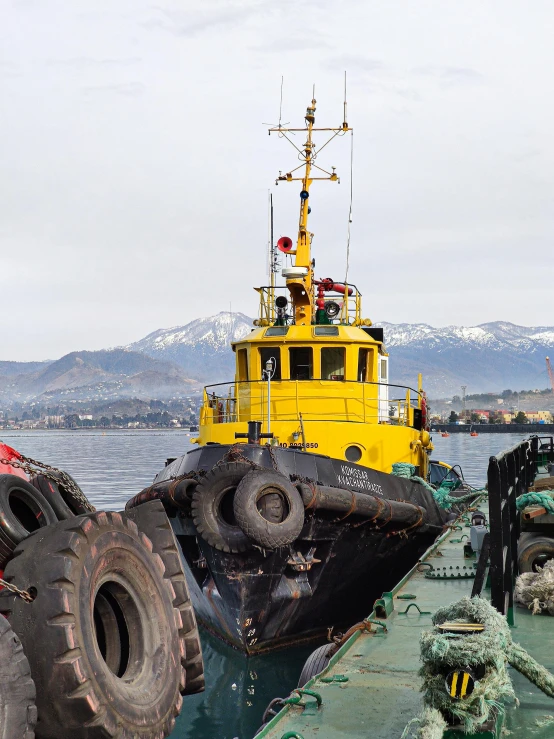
[0,430,531,739]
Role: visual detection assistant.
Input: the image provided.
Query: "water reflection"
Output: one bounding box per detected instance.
[175,629,314,739]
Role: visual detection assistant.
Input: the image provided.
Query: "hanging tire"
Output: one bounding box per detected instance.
[191,462,253,553]
[0,613,37,739]
[0,511,184,739]
[29,472,90,520]
[233,469,305,549]
[0,474,58,568]
[518,534,554,573]
[126,500,205,695]
[297,643,333,687]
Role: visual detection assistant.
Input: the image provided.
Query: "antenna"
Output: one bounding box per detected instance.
[270,193,275,288]
[268,91,352,325]
[343,71,348,128]
[278,76,284,129]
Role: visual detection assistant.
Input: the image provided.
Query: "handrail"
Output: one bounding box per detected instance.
[488,436,537,624]
[255,281,364,325]
[201,378,421,428]
[203,378,424,399]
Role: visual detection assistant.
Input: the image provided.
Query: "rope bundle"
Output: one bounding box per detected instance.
[391,463,485,510]
[515,560,554,615]
[402,596,554,738]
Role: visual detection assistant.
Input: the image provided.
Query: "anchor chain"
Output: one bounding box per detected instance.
[0,454,95,512]
[0,577,34,603]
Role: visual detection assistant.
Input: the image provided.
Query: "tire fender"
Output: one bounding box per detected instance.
[297,643,333,687]
[233,469,305,550]
[518,534,554,573]
[0,474,58,568]
[29,472,90,520]
[191,462,253,553]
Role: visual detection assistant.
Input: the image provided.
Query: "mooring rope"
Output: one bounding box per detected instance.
[391,463,486,510]
[515,491,554,514]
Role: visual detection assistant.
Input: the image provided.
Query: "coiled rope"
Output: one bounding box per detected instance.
[402,596,554,738]
[392,463,486,510]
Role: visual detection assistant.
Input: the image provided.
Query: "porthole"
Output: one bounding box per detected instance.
[345,446,362,463]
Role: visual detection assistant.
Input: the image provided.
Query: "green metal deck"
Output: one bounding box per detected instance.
[256,498,554,739]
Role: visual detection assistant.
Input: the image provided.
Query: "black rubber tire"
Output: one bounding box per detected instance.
[29,472,90,520]
[297,643,333,687]
[0,511,183,739]
[191,462,253,553]
[234,469,305,549]
[0,474,58,568]
[125,501,205,695]
[0,614,37,739]
[518,535,554,573]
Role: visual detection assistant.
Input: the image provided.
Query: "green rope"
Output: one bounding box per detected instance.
[516,491,554,514]
[401,596,554,738]
[392,463,486,510]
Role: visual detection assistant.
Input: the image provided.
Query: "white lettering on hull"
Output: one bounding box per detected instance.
[337,465,384,496]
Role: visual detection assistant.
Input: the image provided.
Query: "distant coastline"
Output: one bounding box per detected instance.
[431,423,554,434]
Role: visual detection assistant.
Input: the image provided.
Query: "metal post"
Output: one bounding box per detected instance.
[488,457,504,615]
[263,358,275,436]
[267,370,271,435]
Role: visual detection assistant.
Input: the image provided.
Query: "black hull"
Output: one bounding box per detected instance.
[157,444,448,654]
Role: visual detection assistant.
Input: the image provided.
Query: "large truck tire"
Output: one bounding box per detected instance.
[0,511,183,739]
[126,501,205,695]
[0,613,37,739]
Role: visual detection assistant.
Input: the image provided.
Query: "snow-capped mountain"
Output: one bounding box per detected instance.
[127,315,554,396]
[375,321,554,395]
[126,312,253,382]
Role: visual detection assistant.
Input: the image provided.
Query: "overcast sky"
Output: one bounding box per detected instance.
[2,1,554,360]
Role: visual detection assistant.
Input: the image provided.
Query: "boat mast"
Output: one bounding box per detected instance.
[269,93,351,325]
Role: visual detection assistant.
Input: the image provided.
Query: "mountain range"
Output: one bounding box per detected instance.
[1,314,553,405]
[0,350,199,405]
[376,321,554,396]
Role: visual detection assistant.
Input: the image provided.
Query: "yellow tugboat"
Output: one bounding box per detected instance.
[199,96,432,475]
[128,94,461,654]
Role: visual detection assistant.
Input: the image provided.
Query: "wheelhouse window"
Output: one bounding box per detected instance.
[237,349,249,381]
[260,347,281,380]
[358,348,371,382]
[321,347,345,381]
[289,347,313,380]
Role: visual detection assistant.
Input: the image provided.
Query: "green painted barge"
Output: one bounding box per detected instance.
[256,436,554,739]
